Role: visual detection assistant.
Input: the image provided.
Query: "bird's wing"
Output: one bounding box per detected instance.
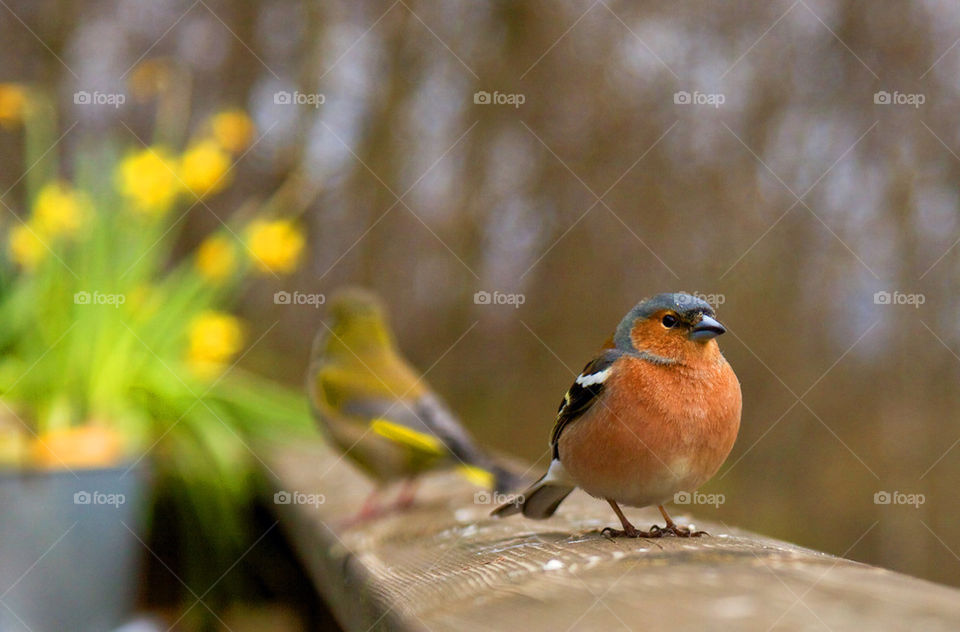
[308,329,398,447]
[341,391,489,466]
[549,349,623,459]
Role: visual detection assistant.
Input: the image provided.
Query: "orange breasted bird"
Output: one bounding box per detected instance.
[309,288,521,519]
[493,293,741,537]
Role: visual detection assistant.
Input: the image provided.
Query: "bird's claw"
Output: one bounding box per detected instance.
[649,523,708,538]
[601,526,655,539]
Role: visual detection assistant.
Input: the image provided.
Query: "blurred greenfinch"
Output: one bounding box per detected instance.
[308,288,520,517]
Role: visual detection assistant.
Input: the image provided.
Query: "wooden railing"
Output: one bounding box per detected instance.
[264,440,960,631]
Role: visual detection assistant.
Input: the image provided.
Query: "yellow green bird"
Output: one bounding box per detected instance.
[308,288,521,519]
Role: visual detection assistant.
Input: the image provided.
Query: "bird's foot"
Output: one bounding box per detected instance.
[391,495,416,511]
[648,523,708,538]
[601,526,656,539]
[336,488,387,529]
[337,505,385,530]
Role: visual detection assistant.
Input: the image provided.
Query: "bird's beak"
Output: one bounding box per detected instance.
[689,315,726,341]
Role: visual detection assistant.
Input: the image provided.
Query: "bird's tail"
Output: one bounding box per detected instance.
[490,464,525,495]
[491,459,574,519]
[455,462,525,494]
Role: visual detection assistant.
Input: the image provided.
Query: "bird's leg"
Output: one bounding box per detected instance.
[338,487,385,529]
[654,505,708,537]
[601,500,654,538]
[392,478,419,511]
[358,487,383,517]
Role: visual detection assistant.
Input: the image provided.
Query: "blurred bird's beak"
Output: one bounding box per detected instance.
[689,315,726,341]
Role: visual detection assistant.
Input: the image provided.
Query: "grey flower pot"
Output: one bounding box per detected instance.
[0,465,150,632]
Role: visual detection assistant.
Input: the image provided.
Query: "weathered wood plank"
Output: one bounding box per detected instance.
[264,440,960,631]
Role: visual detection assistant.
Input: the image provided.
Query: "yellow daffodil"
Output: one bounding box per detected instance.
[187,311,244,377]
[246,219,305,274]
[209,109,255,153]
[8,224,47,269]
[116,147,181,214]
[195,234,237,282]
[32,181,88,238]
[179,140,231,198]
[0,84,27,128]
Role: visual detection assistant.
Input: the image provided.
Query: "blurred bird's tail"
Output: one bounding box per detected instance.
[491,459,574,520]
[491,464,525,495]
[455,462,525,494]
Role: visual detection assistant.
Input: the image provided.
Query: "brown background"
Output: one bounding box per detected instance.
[2,0,959,588]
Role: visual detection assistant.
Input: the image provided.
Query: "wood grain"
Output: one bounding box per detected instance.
[264,440,960,631]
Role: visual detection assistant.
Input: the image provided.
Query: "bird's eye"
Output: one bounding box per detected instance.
[661,314,678,328]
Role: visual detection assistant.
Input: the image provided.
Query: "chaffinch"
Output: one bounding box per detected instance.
[309,288,520,518]
[494,292,741,537]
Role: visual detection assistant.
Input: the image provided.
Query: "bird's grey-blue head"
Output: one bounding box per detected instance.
[614,292,725,352]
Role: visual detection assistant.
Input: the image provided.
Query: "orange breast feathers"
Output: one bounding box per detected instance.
[557,349,741,505]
